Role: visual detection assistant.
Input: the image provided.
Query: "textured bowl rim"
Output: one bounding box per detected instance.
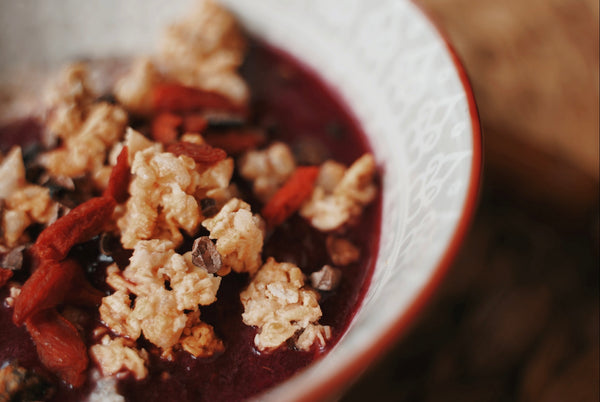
[289,3,483,401]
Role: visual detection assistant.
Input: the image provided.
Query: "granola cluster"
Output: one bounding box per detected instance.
[0,0,379,389]
[90,335,149,380]
[115,0,248,116]
[202,198,265,274]
[41,64,128,190]
[157,0,249,105]
[0,148,57,247]
[238,142,296,202]
[300,153,378,231]
[98,240,221,359]
[241,258,331,351]
[116,137,234,249]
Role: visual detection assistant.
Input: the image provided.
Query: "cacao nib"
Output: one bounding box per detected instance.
[310,265,342,291]
[191,236,222,274]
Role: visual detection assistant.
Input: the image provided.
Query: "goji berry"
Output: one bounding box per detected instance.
[261,166,320,227]
[25,309,88,387]
[31,196,116,262]
[13,259,80,325]
[167,141,227,165]
[204,129,266,155]
[103,146,130,203]
[152,83,244,113]
[183,113,209,133]
[64,268,104,307]
[151,112,182,144]
[0,268,13,288]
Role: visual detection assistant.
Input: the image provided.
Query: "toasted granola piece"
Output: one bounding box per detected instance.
[6,185,56,224]
[104,264,132,293]
[300,153,377,232]
[0,147,58,247]
[157,0,249,106]
[45,63,95,141]
[123,127,157,163]
[295,323,332,351]
[326,235,360,266]
[156,251,222,311]
[238,142,296,202]
[99,240,221,353]
[315,160,346,193]
[87,369,125,402]
[99,288,141,340]
[2,210,31,247]
[41,103,128,180]
[0,147,26,199]
[114,57,162,116]
[197,157,235,204]
[135,292,189,352]
[240,257,331,351]
[90,335,149,380]
[179,320,225,358]
[335,153,378,204]
[202,198,265,274]
[117,145,233,249]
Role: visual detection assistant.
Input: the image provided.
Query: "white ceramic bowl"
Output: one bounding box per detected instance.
[0,1,481,400]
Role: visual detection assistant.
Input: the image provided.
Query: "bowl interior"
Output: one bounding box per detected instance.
[0,0,479,400]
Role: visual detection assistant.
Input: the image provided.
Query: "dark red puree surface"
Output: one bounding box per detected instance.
[0,40,381,402]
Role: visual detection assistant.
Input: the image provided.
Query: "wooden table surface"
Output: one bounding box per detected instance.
[343,1,599,401]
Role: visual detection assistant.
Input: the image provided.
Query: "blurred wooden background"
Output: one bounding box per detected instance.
[423,0,599,216]
[343,0,599,401]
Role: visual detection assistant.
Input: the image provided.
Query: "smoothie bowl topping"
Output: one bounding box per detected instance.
[0,1,380,400]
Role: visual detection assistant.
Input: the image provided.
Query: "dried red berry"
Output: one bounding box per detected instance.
[63,265,104,308]
[25,309,88,387]
[13,259,80,325]
[204,129,266,155]
[166,141,227,165]
[261,166,320,227]
[0,268,13,288]
[183,113,209,133]
[103,146,130,203]
[31,196,116,262]
[151,112,183,144]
